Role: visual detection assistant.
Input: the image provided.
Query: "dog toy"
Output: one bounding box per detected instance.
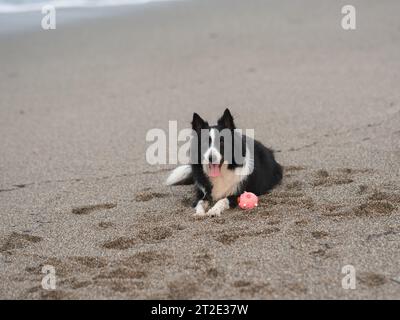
[238,192,258,210]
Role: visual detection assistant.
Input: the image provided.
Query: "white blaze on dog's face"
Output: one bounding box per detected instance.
[203,128,223,177]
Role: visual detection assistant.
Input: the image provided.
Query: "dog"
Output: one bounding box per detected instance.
[166,108,282,217]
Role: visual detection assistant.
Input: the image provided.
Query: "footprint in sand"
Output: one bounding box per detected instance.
[138,226,173,243]
[232,280,272,297]
[214,227,280,245]
[311,231,329,239]
[72,203,116,215]
[102,226,174,250]
[353,201,396,216]
[358,272,387,287]
[134,191,168,202]
[98,221,115,229]
[102,237,138,250]
[0,232,42,252]
[312,169,354,187]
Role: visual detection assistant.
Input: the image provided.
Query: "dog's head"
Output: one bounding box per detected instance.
[191,108,245,177]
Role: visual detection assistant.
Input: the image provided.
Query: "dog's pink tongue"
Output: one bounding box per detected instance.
[209,164,221,177]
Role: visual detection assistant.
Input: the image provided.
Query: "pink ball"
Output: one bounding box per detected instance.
[238,192,259,210]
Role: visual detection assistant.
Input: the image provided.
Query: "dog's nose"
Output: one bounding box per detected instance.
[208,154,217,163]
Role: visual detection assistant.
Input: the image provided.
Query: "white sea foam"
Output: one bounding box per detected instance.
[0,0,176,13]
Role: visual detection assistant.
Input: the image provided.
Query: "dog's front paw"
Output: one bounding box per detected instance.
[206,207,221,217]
[193,200,208,217]
[206,198,229,217]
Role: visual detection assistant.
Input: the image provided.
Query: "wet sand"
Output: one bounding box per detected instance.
[0,0,399,299]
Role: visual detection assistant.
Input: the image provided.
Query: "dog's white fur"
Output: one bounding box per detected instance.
[165,164,191,186]
[203,129,222,165]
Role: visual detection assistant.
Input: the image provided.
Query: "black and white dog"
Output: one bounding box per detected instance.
[166,109,282,217]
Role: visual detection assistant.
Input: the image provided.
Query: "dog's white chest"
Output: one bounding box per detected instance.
[210,168,242,200]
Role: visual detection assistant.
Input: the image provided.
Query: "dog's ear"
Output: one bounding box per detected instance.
[218,108,235,129]
[192,113,206,132]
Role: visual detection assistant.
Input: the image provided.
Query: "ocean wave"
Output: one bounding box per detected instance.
[0,0,175,13]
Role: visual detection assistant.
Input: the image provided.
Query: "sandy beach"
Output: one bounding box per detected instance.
[0,0,399,299]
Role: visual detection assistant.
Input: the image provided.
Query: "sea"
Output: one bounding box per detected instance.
[0,0,174,13]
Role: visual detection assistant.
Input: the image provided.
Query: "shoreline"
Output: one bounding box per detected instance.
[0,1,178,35]
[0,0,178,13]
